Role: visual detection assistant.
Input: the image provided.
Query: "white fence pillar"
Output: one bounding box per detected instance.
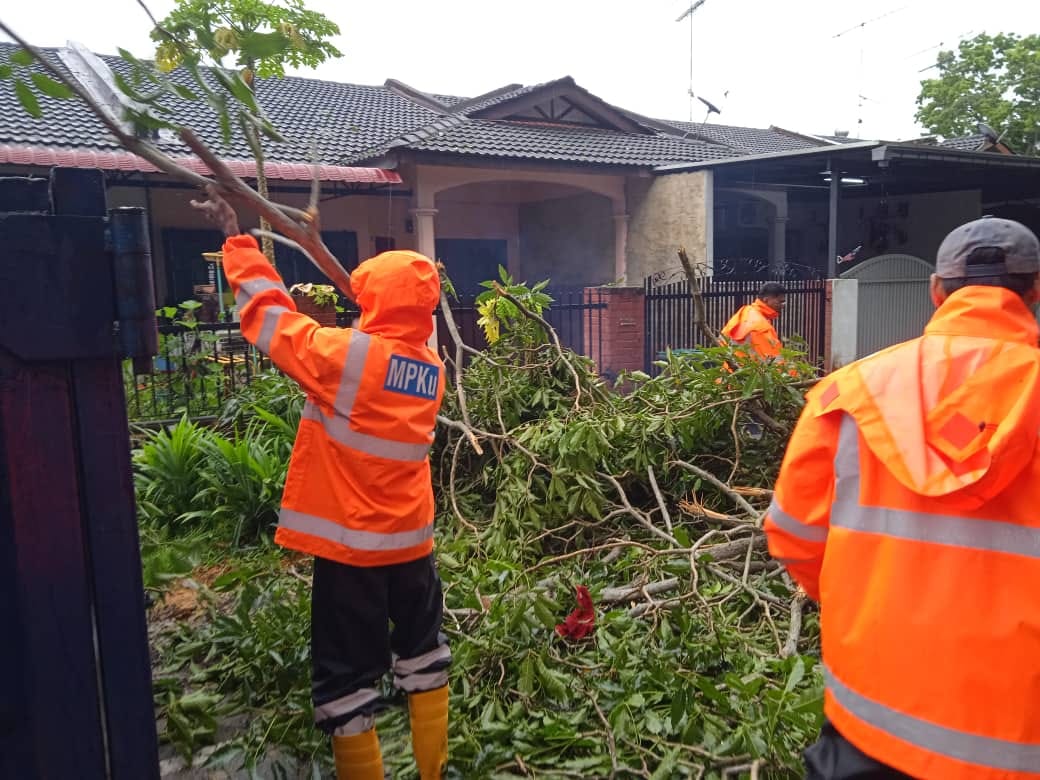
[829,278,858,370]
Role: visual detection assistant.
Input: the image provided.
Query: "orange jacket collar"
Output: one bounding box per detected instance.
[752,298,779,320]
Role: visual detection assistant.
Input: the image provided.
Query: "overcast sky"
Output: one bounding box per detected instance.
[3,0,1039,141]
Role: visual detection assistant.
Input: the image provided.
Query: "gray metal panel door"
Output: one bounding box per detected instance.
[842,254,934,358]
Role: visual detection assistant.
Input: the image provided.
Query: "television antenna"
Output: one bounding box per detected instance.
[831,5,910,136]
[676,0,708,121]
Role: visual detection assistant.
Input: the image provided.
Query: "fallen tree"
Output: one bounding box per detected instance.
[139,280,824,777]
[420,274,824,777]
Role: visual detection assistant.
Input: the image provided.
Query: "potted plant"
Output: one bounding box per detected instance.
[289,283,339,327]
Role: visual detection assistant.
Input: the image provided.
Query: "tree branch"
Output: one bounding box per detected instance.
[670,459,761,519]
[494,285,584,409]
[677,246,717,344]
[180,132,354,300]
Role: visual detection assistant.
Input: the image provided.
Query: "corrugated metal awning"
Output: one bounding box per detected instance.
[0,144,402,184]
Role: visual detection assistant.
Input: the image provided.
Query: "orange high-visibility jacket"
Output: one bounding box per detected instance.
[222,236,445,567]
[720,299,781,359]
[765,286,1040,779]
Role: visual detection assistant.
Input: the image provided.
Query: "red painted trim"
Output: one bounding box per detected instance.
[0,144,402,184]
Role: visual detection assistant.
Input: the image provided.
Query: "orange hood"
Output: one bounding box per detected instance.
[827,286,1040,509]
[351,250,439,343]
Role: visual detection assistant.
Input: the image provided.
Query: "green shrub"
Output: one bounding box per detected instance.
[134,416,213,527]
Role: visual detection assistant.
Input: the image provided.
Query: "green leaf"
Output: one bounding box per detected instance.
[784,656,806,694]
[117,47,142,66]
[218,110,233,144]
[213,68,260,113]
[239,31,290,61]
[0,65,12,80]
[172,83,199,101]
[11,49,33,66]
[14,79,41,118]
[30,72,73,99]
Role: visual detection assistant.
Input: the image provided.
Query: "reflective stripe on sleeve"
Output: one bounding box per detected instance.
[234,277,289,309]
[766,498,829,543]
[255,305,289,354]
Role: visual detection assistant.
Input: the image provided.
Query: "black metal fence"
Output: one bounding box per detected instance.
[123,321,270,421]
[644,277,827,372]
[125,290,607,421]
[432,289,605,366]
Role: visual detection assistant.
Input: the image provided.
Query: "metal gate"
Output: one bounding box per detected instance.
[840,254,933,358]
[644,276,827,371]
[0,169,160,778]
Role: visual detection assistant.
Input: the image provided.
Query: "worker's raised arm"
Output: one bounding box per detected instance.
[221,234,346,404]
[764,398,841,600]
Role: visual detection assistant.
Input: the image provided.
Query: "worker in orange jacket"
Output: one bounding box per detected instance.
[720,281,786,359]
[765,216,1040,779]
[192,192,449,780]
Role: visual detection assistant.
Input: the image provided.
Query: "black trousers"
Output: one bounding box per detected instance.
[805,721,915,779]
[311,553,449,733]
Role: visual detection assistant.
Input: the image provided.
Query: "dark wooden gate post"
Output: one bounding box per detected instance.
[0,168,160,779]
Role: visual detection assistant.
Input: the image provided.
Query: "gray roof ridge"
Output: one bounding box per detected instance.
[450,83,525,113]
[768,124,835,146]
[383,78,451,112]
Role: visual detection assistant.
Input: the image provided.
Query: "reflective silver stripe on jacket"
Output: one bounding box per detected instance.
[299,330,433,462]
[234,278,292,354]
[766,498,828,543]
[313,687,380,724]
[831,415,1040,560]
[279,508,434,551]
[255,306,289,354]
[301,402,432,462]
[825,665,1040,772]
[234,277,289,310]
[333,330,369,418]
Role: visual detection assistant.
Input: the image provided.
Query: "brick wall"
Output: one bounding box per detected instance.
[585,286,646,380]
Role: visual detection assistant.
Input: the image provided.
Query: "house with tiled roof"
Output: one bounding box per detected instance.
[2,40,1036,311]
[0,41,846,304]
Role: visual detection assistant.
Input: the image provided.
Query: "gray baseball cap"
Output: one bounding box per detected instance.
[935,216,1040,278]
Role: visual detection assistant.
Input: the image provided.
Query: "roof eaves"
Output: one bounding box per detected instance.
[655,140,882,172]
[873,143,1040,168]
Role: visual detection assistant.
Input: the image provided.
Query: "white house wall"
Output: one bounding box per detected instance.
[627,171,710,282]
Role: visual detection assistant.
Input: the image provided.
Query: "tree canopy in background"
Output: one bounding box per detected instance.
[152,0,341,82]
[916,32,1040,155]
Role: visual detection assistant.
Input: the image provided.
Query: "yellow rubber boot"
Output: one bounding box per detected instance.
[408,686,449,779]
[332,729,384,780]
